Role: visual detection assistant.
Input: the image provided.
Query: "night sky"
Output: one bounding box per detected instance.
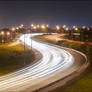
[0,0,92,28]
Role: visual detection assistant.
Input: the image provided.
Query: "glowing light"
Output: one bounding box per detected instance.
[46,24,49,28]
[75,27,78,31]
[56,25,60,30]
[19,24,24,28]
[87,27,90,31]
[31,24,34,27]
[12,27,16,31]
[21,24,24,27]
[66,27,69,31]
[63,25,66,28]
[1,31,4,35]
[41,25,46,29]
[7,32,10,36]
[37,25,40,28]
[82,26,86,29]
[0,33,74,91]
[33,26,37,29]
[73,26,76,29]
[16,27,19,30]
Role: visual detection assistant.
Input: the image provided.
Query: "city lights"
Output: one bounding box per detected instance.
[66,27,69,31]
[82,26,86,29]
[7,32,10,36]
[33,26,37,29]
[73,26,76,29]
[12,27,16,31]
[75,27,78,31]
[87,27,90,31]
[31,24,34,27]
[63,25,66,28]
[56,25,60,30]
[21,24,24,27]
[1,31,4,35]
[36,24,40,28]
[46,24,49,28]
[16,27,19,30]
[0,1,91,91]
[19,24,24,28]
[41,25,46,29]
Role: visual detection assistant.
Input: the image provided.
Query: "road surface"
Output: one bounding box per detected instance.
[0,33,87,92]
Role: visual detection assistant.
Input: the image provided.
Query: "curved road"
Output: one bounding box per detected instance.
[0,34,87,92]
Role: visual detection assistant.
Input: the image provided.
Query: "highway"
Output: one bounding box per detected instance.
[0,33,87,92]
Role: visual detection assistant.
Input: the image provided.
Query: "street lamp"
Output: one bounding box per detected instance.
[33,26,37,29]
[36,24,40,28]
[87,27,90,31]
[73,26,76,29]
[41,25,46,29]
[82,26,86,29]
[23,29,27,65]
[41,25,46,33]
[11,27,16,31]
[63,25,66,28]
[46,24,49,28]
[65,27,69,31]
[11,27,16,39]
[30,25,33,50]
[21,24,24,28]
[56,25,60,30]
[30,30,32,50]
[1,31,4,43]
[56,25,60,33]
[31,24,34,27]
[7,32,10,36]
[75,27,78,31]
[1,31,4,35]
[6,32,11,42]
[16,27,19,30]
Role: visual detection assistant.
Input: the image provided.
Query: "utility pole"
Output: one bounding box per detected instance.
[31,30,32,50]
[24,33,26,65]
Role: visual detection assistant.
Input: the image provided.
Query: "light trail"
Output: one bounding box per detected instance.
[0,33,75,91]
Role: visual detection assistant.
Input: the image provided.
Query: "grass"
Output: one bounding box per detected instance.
[34,35,56,44]
[0,44,35,76]
[35,34,92,92]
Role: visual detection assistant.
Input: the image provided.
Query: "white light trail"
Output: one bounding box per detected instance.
[0,33,74,91]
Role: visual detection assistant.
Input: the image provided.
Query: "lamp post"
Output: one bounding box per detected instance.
[41,25,46,34]
[82,26,86,29]
[75,27,78,31]
[62,25,66,29]
[56,25,60,33]
[30,29,32,50]
[30,25,33,50]
[23,25,26,65]
[11,27,16,39]
[11,27,15,31]
[46,24,49,28]
[1,31,4,43]
[24,32,26,65]
[56,25,60,30]
[6,31,10,42]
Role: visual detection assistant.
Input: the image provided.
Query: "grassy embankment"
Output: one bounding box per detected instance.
[35,34,92,92]
[0,43,35,76]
